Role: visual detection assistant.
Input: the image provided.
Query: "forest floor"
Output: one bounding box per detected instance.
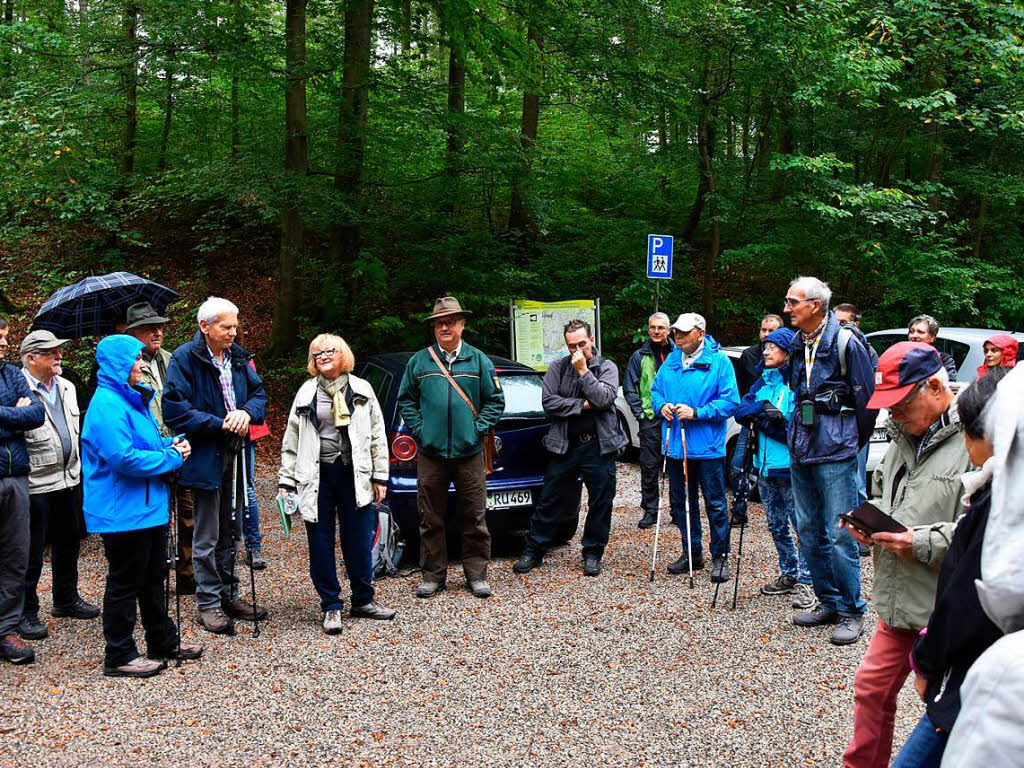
[1,461,920,768]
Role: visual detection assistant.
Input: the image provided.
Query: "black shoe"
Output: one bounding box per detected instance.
[513,553,543,574]
[793,605,840,628]
[0,633,35,664]
[730,510,748,528]
[638,511,658,529]
[52,596,99,620]
[582,557,601,577]
[667,553,704,574]
[18,616,48,640]
[245,550,268,570]
[710,555,730,584]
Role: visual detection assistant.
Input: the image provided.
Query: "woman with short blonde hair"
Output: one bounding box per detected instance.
[279,334,394,634]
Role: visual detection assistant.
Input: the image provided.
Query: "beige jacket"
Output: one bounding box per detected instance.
[21,372,81,494]
[278,375,388,521]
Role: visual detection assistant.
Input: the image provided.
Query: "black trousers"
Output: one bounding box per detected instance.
[638,418,663,515]
[24,485,83,618]
[100,525,177,668]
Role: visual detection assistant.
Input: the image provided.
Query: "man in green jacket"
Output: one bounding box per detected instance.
[841,342,971,768]
[398,297,505,600]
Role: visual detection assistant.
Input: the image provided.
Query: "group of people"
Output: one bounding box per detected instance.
[1,282,1022,765]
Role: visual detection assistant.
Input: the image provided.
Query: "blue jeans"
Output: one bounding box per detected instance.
[305,459,375,612]
[856,443,869,505]
[890,713,948,768]
[242,443,262,552]
[729,426,749,492]
[668,457,730,558]
[757,476,810,584]
[790,457,865,616]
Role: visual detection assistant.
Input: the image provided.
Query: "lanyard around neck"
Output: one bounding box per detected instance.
[804,335,823,389]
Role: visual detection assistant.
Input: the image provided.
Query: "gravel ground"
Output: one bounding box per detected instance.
[2,460,923,767]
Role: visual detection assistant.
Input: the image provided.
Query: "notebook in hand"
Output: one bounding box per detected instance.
[840,501,908,536]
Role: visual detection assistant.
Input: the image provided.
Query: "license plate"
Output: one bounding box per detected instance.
[486,490,533,510]
[872,428,889,442]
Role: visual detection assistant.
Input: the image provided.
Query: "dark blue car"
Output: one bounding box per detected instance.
[354,353,580,553]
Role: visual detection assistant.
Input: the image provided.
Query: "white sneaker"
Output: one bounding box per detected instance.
[791,583,816,610]
[322,609,343,635]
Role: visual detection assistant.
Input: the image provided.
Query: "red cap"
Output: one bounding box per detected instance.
[867,342,943,409]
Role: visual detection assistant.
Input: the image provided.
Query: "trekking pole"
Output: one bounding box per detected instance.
[169,477,182,666]
[240,447,260,638]
[681,420,694,590]
[649,428,671,582]
[731,422,756,611]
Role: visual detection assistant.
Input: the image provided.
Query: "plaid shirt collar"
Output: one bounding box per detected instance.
[207,345,236,412]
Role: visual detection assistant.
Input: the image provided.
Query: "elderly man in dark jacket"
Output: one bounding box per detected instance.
[514,320,627,577]
[0,318,46,665]
[162,297,267,635]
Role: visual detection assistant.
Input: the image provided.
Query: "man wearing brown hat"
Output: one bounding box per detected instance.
[19,330,98,642]
[398,297,505,599]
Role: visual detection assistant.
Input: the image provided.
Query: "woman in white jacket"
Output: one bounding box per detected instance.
[278,334,394,634]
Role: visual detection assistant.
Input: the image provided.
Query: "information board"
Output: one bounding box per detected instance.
[510,299,601,371]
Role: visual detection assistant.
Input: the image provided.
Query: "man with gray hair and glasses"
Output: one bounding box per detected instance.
[907,314,958,381]
[623,312,674,529]
[783,276,876,645]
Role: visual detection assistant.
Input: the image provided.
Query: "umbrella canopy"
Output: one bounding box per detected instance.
[32,272,180,338]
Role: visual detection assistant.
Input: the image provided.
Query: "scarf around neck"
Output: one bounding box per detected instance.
[801,314,828,343]
[317,373,351,427]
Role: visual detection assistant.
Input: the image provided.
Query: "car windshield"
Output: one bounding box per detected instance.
[500,373,544,419]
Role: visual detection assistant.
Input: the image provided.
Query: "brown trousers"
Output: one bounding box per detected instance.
[417,451,490,583]
[174,485,196,594]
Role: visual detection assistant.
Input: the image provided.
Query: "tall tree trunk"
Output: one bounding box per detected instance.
[3,0,12,23]
[741,83,751,159]
[508,26,542,235]
[230,0,242,161]
[400,0,411,52]
[119,3,139,184]
[683,57,714,242]
[157,48,176,172]
[325,0,375,323]
[266,0,308,359]
[973,144,997,258]
[443,43,465,211]
[768,101,793,203]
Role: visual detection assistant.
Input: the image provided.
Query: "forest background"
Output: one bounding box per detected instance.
[2,0,1023,398]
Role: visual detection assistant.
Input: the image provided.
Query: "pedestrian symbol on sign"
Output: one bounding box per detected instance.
[647,235,673,280]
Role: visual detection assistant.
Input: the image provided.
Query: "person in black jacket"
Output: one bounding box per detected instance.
[892,367,1009,767]
[908,315,958,382]
[0,318,47,664]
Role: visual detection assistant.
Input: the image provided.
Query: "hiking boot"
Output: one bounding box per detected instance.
[793,605,839,628]
[638,511,658,529]
[760,575,797,596]
[582,557,602,577]
[350,601,397,619]
[467,581,492,599]
[831,615,865,646]
[197,608,235,635]
[513,553,543,574]
[791,583,816,610]
[148,644,204,662]
[222,598,268,621]
[710,555,730,584]
[103,657,165,678]
[0,634,35,665]
[415,581,446,599]
[245,549,268,570]
[667,552,704,574]
[322,610,344,635]
[52,596,99,620]
[18,616,49,640]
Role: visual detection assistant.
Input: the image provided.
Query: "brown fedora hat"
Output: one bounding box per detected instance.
[426,296,472,322]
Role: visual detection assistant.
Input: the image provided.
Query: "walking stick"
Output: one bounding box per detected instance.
[681,420,694,590]
[239,447,261,638]
[731,422,757,611]
[649,428,671,582]
[169,477,182,666]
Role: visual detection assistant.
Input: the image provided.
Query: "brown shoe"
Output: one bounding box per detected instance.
[197,608,235,635]
[222,598,269,621]
[103,657,165,678]
[148,643,204,661]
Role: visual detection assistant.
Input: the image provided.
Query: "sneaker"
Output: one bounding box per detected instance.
[222,598,268,621]
[245,550,268,570]
[760,575,797,596]
[350,601,397,619]
[467,580,492,598]
[197,608,235,635]
[322,609,344,635]
[710,555,730,584]
[52,596,99,620]
[831,615,865,646]
[147,644,204,661]
[582,558,601,577]
[513,553,543,574]
[18,616,49,640]
[415,581,446,599]
[103,657,165,678]
[791,583,816,610]
[0,634,35,665]
[667,552,705,574]
[638,511,658,529]
[793,605,839,628]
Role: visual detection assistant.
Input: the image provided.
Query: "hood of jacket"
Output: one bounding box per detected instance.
[96,335,145,395]
[977,334,1018,378]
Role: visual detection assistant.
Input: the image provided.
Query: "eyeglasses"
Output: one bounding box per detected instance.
[434,319,460,328]
[889,381,927,414]
[312,349,337,359]
[784,297,813,308]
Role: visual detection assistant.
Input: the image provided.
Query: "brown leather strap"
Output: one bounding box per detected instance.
[427,345,478,418]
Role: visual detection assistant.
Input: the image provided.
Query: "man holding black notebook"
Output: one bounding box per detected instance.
[841,342,972,768]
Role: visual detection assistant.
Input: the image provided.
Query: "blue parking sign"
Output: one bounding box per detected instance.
[647,234,673,279]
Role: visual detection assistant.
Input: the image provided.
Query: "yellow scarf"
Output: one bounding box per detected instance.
[317,374,351,427]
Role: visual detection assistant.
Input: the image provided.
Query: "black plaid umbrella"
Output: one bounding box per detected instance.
[32,272,180,338]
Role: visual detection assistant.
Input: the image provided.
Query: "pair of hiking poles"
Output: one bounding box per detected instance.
[648,419,751,610]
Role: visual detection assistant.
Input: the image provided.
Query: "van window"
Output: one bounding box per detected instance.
[934,338,971,370]
[867,334,904,359]
[361,364,392,406]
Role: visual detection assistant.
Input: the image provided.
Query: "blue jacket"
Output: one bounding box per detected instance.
[734,365,794,479]
[81,336,184,533]
[650,335,739,460]
[162,331,267,490]
[0,359,46,477]
[787,312,877,466]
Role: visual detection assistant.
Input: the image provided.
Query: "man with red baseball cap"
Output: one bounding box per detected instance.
[843,341,972,768]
